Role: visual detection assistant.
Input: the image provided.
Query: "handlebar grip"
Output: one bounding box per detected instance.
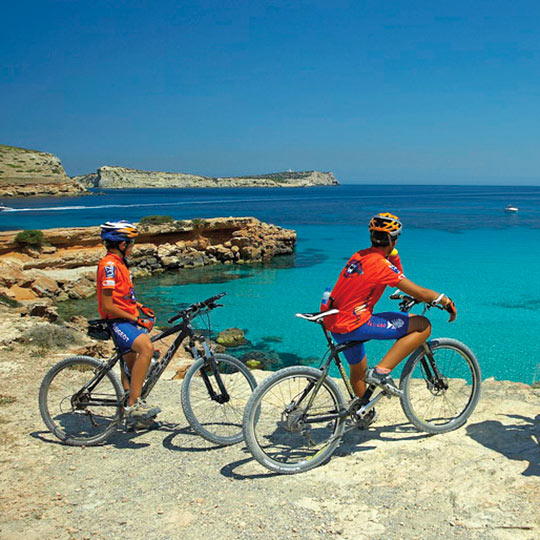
[203,292,226,305]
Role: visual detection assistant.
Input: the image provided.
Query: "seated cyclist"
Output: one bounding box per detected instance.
[322,213,457,423]
[97,220,161,423]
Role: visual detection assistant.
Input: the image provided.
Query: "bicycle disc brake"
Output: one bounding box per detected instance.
[425,375,449,395]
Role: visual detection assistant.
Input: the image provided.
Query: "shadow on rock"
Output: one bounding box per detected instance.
[161,424,227,453]
[222,421,430,479]
[466,414,540,476]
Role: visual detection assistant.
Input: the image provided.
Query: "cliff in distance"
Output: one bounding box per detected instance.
[0,145,87,197]
[74,166,339,189]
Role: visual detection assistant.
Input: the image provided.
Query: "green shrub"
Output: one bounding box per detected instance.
[0,394,17,406]
[139,215,174,226]
[191,218,208,230]
[0,292,20,308]
[22,323,80,350]
[15,229,44,248]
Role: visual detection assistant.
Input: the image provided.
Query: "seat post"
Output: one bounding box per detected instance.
[321,323,334,348]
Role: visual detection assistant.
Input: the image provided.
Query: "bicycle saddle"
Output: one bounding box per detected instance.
[295,309,339,323]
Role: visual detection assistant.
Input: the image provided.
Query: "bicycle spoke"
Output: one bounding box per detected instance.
[252,374,342,466]
[403,343,478,429]
[41,358,122,445]
[182,356,254,443]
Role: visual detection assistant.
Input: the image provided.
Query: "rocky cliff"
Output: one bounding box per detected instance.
[0,217,296,303]
[75,166,339,189]
[0,145,87,197]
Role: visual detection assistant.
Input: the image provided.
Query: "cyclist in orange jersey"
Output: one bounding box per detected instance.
[97,220,160,423]
[322,213,457,424]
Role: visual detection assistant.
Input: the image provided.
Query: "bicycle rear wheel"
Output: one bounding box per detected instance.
[39,356,123,446]
[243,366,346,474]
[399,338,481,433]
[181,353,257,445]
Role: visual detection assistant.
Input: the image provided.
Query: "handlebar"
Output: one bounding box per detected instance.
[389,291,444,313]
[167,292,226,324]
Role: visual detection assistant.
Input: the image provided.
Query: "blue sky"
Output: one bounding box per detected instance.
[2,1,540,184]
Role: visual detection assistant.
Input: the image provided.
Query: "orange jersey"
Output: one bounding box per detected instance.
[96,253,139,319]
[323,247,405,333]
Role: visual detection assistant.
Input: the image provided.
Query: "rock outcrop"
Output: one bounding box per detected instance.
[75,166,339,189]
[0,145,87,197]
[0,217,296,303]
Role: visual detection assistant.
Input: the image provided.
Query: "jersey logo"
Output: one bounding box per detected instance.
[104,264,116,279]
[387,318,405,330]
[388,263,400,274]
[123,287,137,304]
[344,259,363,278]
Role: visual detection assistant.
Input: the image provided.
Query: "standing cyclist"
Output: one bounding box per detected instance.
[97,220,161,423]
[322,213,457,423]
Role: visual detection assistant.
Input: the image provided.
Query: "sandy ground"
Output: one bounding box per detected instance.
[1,341,539,540]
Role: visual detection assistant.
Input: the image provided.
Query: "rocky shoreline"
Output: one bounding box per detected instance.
[74,166,339,189]
[0,217,296,303]
[1,144,339,197]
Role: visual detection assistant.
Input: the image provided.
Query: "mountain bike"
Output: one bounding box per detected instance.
[242,292,481,474]
[39,293,257,446]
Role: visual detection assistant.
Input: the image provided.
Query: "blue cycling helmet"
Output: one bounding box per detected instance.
[100,220,138,243]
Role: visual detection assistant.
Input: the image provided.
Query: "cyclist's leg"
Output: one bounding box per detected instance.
[127,333,154,406]
[121,352,137,391]
[377,314,431,371]
[349,356,368,398]
[330,336,367,398]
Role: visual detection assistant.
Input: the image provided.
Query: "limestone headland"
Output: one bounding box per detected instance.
[0,217,296,304]
[0,145,87,198]
[74,166,339,189]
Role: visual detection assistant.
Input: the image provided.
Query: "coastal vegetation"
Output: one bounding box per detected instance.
[139,215,174,226]
[14,229,44,248]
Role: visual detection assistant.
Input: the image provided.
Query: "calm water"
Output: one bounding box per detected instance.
[3,185,540,383]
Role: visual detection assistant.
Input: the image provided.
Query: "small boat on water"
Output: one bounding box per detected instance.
[0,203,13,212]
[504,204,518,213]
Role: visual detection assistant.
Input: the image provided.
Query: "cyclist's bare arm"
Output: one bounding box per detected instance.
[101,289,138,321]
[397,278,456,322]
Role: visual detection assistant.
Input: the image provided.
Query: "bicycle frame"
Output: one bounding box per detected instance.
[76,314,230,410]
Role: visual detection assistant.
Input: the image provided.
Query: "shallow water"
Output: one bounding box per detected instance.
[7,185,540,383]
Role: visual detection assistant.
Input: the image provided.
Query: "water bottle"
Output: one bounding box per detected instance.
[321,286,331,308]
[146,351,161,379]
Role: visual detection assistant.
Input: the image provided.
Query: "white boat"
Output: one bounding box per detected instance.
[0,203,13,212]
[504,204,518,213]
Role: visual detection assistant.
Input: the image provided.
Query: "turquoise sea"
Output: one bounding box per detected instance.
[2,185,540,383]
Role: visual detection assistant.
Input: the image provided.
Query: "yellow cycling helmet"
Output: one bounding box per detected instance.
[369,213,402,239]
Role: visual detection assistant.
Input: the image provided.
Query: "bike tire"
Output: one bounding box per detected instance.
[243,366,346,474]
[399,338,481,434]
[181,353,257,445]
[39,356,124,446]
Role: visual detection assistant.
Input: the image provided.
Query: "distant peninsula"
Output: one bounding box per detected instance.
[74,166,339,189]
[0,145,87,197]
[0,144,339,197]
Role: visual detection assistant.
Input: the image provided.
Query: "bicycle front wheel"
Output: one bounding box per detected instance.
[39,356,124,446]
[181,353,257,445]
[399,338,481,434]
[243,366,346,474]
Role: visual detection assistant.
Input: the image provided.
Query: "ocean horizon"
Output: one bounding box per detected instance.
[2,184,539,384]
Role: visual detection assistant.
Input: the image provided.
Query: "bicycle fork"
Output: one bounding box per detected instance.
[420,342,448,392]
[193,341,230,404]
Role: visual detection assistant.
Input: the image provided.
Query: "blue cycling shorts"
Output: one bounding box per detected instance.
[331,312,410,365]
[111,321,148,354]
